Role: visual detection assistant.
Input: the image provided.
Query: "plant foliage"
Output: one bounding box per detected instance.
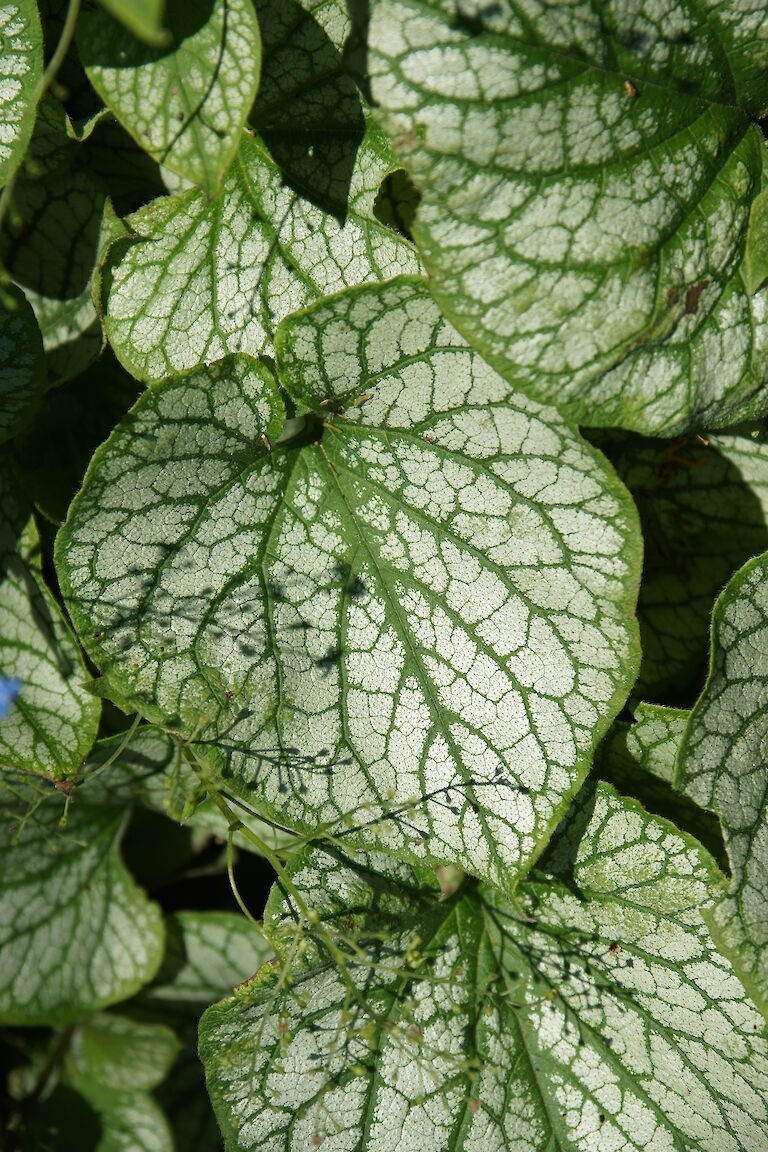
[2,2,768,1149]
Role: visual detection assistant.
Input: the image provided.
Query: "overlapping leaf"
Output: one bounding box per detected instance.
[103,0,420,382]
[141,911,274,1151]
[0,455,100,779]
[0,0,43,186]
[596,701,725,864]
[0,769,164,1025]
[370,0,768,434]
[678,551,768,1022]
[79,0,261,196]
[57,288,640,891]
[590,424,768,701]
[200,783,768,1152]
[63,1013,178,1152]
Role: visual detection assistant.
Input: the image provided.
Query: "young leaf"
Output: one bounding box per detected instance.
[0,283,46,445]
[57,291,640,891]
[677,552,768,1022]
[0,0,43,187]
[0,455,100,779]
[0,770,165,1025]
[78,0,261,196]
[369,0,768,434]
[200,783,768,1152]
[590,425,768,702]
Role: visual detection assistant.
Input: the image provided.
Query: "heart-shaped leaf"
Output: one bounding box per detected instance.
[57,291,640,890]
[78,0,261,196]
[200,783,768,1152]
[369,0,768,434]
[0,769,164,1025]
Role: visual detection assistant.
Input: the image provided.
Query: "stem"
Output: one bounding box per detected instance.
[28,1025,74,1103]
[0,0,82,237]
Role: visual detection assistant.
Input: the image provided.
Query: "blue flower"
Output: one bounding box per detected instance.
[0,677,22,718]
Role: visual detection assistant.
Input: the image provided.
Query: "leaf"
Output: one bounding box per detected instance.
[0,0,43,187]
[143,910,273,1011]
[139,912,272,1152]
[599,702,688,787]
[0,454,100,779]
[588,425,768,702]
[677,551,768,1022]
[0,769,165,1025]
[57,291,640,891]
[78,0,261,196]
[103,1,420,382]
[0,282,46,444]
[369,0,768,435]
[745,149,768,293]
[595,701,725,866]
[200,782,768,1152]
[1,112,110,384]
[68,1013,180,1093]
[63,1014,177,1152]
[95,0,169,47]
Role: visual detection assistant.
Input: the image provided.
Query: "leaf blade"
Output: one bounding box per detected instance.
[79,0,261,196]
[200,784,768,1151]
[369,0,768,434]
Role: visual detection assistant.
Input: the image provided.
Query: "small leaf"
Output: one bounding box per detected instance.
[678,551,768,1022]
[57,291,640,890]
[0,0,43,187]
[67,1013,179,1093]
[0,454,100,779]
[600,702,688,787]
[200,784,768,1152]
[79,0,261,196]
[370,0,768,434]
[0,770,165,1025]
[0,282,46,444]
[95,0,169,47]
[596,702,724,865]
[142,911,274,1010]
